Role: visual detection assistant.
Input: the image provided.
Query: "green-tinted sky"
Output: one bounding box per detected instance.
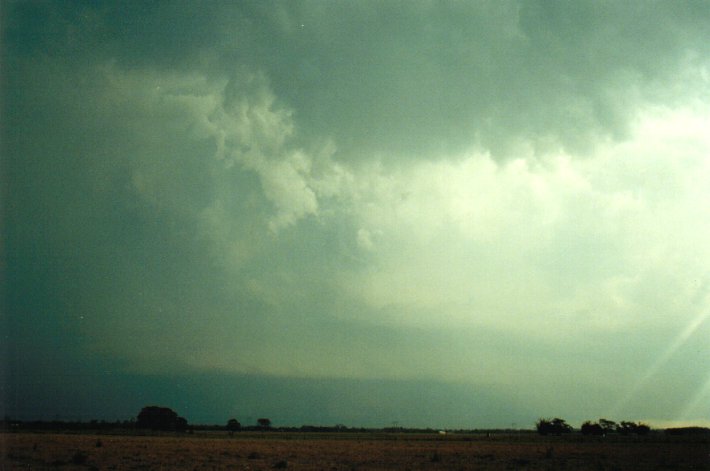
[2,0,709,429]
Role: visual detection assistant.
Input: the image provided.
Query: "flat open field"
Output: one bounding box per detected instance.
[2,431,709,470]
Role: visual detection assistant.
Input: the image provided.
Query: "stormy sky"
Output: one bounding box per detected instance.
[3,0,709,429]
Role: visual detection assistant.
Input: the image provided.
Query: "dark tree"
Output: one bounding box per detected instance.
[257,418,272,429]
[536,417,572,435]
[136,406,188,431]
[226,418,241,433]
[599,418,617,434]
[175,416,188,432]
[580,421,604,436]
[617,421,650,435]
[636,423,651,435]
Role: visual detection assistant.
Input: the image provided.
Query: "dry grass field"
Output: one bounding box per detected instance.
[2,431,709,470]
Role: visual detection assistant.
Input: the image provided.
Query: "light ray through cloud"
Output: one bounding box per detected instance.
[610,307,710,418]
[676,372,710,426]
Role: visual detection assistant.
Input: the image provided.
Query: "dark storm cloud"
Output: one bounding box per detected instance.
[222,0,710,157]
[8,1,709,158]
[3,1,710,427]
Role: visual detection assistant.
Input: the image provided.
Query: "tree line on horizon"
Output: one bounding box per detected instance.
[535,417,652,436]
[3,406,708,436]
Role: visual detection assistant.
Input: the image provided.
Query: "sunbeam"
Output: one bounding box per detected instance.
[676,372,710,425]
[610,307,710,417]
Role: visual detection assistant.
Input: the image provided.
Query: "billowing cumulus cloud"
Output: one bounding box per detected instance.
[3,1,710,427]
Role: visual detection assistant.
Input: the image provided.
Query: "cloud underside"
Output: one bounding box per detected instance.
[4,1,710,424]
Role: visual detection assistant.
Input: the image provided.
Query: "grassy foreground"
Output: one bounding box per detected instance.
[2,431,708,470]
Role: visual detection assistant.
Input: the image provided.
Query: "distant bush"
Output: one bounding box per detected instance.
[579,418,652,436]
[616,421,650,435]
[580,421,604,436]
[226,418,241,433]
[136,406,188,431]
[598,419,617,434]
[580,418,619,436]
[535,418,572,435]
[257,418,272,430]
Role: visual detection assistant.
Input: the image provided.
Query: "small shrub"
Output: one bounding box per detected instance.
[95,439,103,447]
[273,459,288,468]
[248,451,262,459]
[430,451,442,462]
